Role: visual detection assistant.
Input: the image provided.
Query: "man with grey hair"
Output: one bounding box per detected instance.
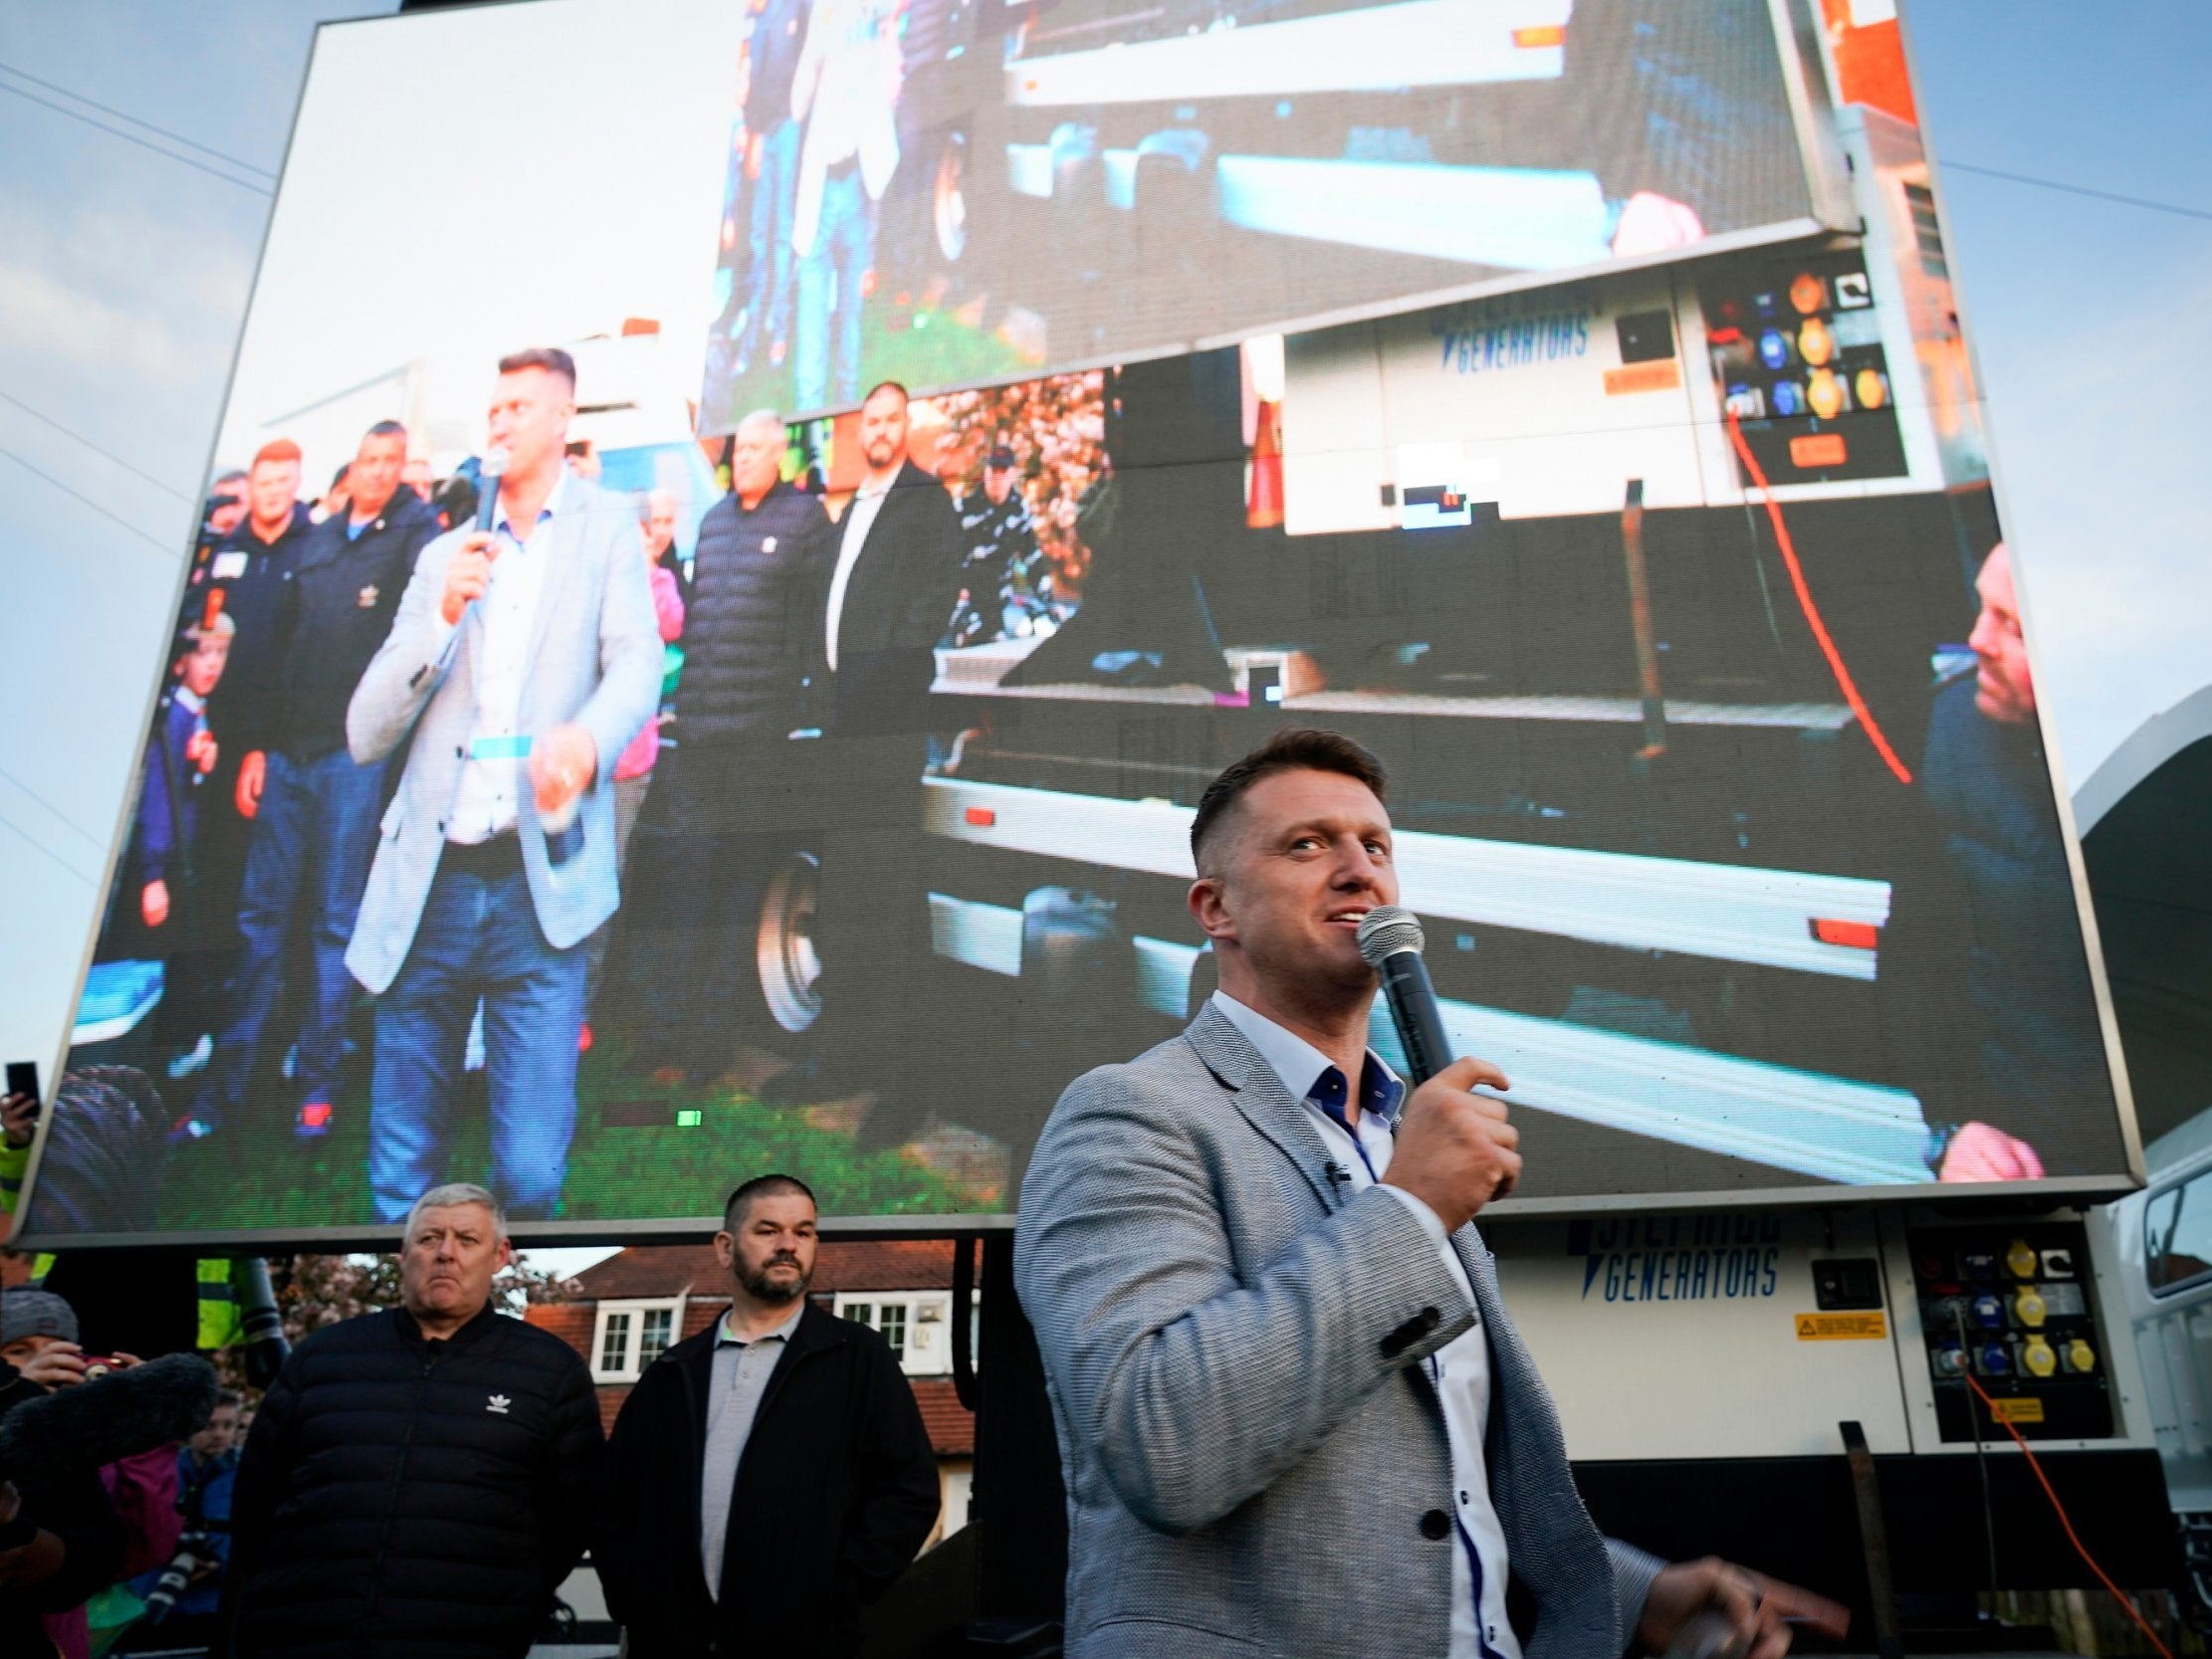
[619,409,830,1082]
[222,1183,601,1659]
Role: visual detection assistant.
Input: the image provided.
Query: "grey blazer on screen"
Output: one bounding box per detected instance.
[1015,1001,1663,1659]
[342,478,663,995]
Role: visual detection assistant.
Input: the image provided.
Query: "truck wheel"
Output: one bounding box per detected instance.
[756,850,823,1037]
[934,130,969,263]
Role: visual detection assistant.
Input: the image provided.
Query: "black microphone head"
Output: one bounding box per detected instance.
[1356,906,1425,966]
[0,1351,219,1482]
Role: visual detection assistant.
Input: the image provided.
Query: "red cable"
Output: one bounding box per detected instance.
[1722,412,1914,784]
[1956,1367,2176,1659]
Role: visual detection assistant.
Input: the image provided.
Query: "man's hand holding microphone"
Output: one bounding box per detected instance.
[440,528,501,627]
[1355,907,1520,1229]
[1381,1054,1520,1231]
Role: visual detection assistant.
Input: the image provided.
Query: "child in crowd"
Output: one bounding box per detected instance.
[126,612,233,1079]
[136,613,232,935]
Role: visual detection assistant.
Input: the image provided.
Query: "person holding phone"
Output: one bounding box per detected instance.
[0,1065,36,1236]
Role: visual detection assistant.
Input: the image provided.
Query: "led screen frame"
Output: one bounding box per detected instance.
[15,0,2144,1251]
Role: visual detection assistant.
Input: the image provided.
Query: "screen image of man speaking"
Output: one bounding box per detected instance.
[343,347,663,1223]
[1015,727,1850,1659]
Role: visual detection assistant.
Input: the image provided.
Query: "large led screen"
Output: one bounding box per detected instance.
[700,0,1838,420]
[19,0,2138,1245]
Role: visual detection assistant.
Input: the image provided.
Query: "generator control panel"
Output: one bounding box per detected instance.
[1909,1221,2112,1441]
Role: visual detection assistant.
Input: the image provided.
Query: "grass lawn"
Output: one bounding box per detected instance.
[703,294,1032,430]
[154,1034,987,1235]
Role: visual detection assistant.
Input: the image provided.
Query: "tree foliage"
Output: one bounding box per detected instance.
[213,1252,577,1394]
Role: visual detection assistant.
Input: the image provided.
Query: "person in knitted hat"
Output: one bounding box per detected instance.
[1,1284,129,1659]
[0,1287,96,1392]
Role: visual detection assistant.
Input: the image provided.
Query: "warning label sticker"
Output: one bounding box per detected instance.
[1794,1312,1888,1341]
[1986,1396,2046,1425]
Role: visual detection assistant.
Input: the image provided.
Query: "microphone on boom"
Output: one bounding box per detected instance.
[1356,906,1455,1086]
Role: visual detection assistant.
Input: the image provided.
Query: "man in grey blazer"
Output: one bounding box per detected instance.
[345,347,662,1222]
[1015,727,1843,1659]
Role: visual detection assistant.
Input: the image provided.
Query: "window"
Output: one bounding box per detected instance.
[599,1312,632,1374]
[591,1297,687,1380]
[836,1294,954,1376]
[2147,1173,2212,1297]
[877,1303,909,1359]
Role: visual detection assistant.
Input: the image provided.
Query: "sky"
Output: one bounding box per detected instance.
[0,1,2204,1269]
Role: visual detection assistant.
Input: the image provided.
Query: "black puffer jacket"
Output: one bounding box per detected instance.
[679,481,832,749]
[221,1304,601,1659]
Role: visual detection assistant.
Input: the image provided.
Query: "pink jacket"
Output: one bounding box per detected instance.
[615,564,685,781]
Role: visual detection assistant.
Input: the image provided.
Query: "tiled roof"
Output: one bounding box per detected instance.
[570,1245,722,1300]
[570,1239,960,1301]
[911,1377,975,1456]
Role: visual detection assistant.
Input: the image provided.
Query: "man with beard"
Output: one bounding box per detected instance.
[776,381,960,1140]
[595,1174,940,1658]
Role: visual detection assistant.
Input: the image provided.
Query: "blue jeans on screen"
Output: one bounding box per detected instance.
[746,117,801,359]
[795,165,873,413]
[205,747,385,1122]
[367,852,585,1222]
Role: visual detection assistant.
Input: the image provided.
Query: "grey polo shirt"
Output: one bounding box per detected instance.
[700,1302,805,1597]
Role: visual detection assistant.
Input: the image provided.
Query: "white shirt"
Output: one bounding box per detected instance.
[1211,990,1523,1659]
[823,473,892,672]
[437,467,565,844]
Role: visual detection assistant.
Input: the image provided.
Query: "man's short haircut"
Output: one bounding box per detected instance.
[403,1181,508,1242]
[250,438,301,470]
[214,1386,244,1411]
[861,380,909,410]
[213,468,248,489]
[363,419,407,444]
[723,1172,817,1234]
[738,407,785,437]
[330,462,351,491]
[497,345,577,391]
[1190,726,1390,873]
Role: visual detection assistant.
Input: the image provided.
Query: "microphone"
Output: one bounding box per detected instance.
[1356,906,1455,1086]
[474,446,509,535]
[0,1351,219,1485]
[411,448,511,691]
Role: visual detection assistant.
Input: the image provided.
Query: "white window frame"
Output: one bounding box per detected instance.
[835,1292,955,1376]
[590,1296,686,1382]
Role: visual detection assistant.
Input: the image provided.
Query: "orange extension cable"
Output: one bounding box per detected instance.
[1955,1365,2177,1659]
[1722,411,1914,784]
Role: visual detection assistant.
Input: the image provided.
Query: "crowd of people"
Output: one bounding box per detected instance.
[0,1172,938,1659]
[98,347,1047,1222]
[0,1282,245,1659]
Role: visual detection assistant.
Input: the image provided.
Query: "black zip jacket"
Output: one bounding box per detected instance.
[273,493,442,761]
[195,506,314,756]
[595,1302,941,1658]
[220,1303,601,1659]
